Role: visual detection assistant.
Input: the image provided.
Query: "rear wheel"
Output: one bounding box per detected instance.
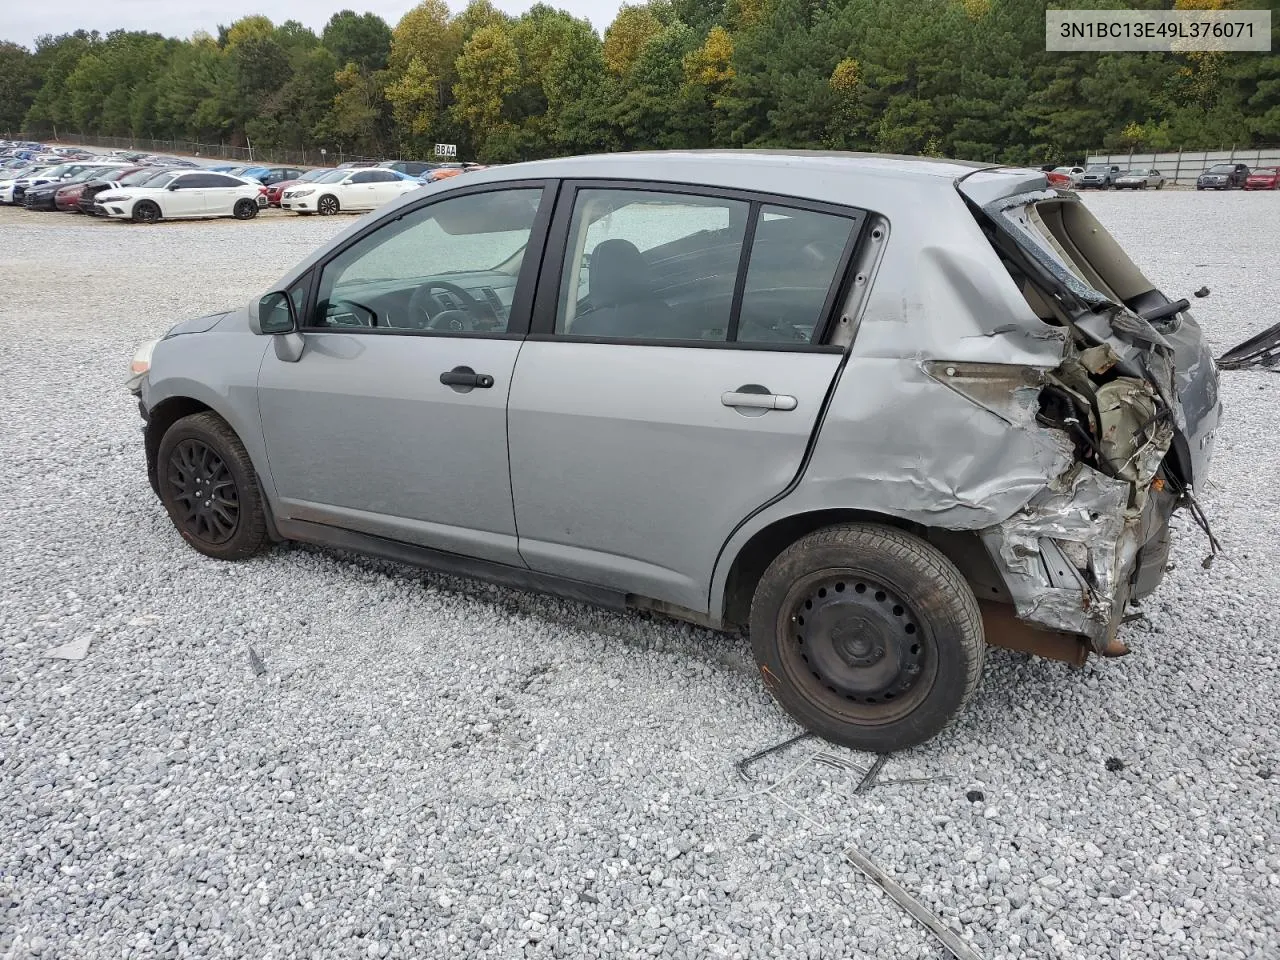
[317,194,339,216]
[749,524,985,752]
[157,412,267,561]
[132,200,161,224]
[233,198,258,220]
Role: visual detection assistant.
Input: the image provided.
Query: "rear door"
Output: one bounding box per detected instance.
[506,182,862,612]
[345,170,383,209]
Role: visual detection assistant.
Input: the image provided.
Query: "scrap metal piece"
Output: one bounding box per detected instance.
[842,844,987,960]
[248,647,267,677]
[735,732,814,783]
[1217,319,1280,370]
[855,755,888,794]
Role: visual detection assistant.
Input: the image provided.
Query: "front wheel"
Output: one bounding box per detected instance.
[157,412,268,561]
[749,524,985,752]
[233,198,258,220]
[132,200,161,224]
[317,194,339,216]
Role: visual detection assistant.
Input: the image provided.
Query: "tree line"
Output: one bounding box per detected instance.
[0,0,1276,165]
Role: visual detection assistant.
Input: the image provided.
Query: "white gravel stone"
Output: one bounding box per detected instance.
[1,192,1278,960]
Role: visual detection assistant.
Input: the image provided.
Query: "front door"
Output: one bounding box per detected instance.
[257,183,553,564]
[167,175,206,216]
[507,183,862,612]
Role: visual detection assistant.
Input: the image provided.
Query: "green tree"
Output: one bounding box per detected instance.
[0,42,39,134]
[452,24,520,159]
[322,10,393,72]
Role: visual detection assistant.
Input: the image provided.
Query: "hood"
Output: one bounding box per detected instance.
[164,312,231,338]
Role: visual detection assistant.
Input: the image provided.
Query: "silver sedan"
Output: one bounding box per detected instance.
[1114,168,1167,190]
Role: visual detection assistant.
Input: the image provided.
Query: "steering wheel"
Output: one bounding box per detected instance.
[408,280,487,331]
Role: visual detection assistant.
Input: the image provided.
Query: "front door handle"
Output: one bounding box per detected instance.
[721,388,797,411]
[440,365,494,392]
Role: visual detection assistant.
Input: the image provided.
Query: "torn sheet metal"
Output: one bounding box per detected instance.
[981,464,1132,643]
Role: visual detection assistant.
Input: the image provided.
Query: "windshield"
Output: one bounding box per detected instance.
[142,172,180,189]
[1255,167,1279,175]
[1086,165,1109,173]
[298,169,330,182]
[34,164,70,178]
[69,167,116,182]
[315,169,352,183]
[1207,164,1235,173]
[118,169,159,186]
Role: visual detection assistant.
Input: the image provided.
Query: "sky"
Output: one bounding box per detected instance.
[5,0,622,48]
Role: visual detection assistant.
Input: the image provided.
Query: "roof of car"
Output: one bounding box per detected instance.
[486,150,998,183]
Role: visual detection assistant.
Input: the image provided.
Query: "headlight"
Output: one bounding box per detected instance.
[125,339,157,393]
[130,339,157,376]
[292,187,315,197]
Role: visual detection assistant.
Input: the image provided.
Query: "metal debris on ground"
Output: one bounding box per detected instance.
[247,647,267,677]
[45,637,92,661]
[1217,319,1280,371]
[735,732,815,783]
[842,844,987,960]
[855,754,888,794]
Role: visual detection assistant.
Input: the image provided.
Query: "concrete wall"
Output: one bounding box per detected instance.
[1085,147,1280,185]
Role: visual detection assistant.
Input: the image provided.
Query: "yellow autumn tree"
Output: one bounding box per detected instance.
[603,5,664,76]
[682,25,734,89]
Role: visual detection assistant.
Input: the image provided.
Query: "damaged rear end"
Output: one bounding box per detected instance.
[951,172,1222,656]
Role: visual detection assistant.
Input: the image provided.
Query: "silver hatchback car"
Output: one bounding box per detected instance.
[129,151,1221,751]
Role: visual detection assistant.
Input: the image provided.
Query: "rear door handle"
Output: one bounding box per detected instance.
[721,389,797,411]
[440,365,494,391]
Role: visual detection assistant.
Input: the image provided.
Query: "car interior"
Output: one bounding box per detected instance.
[309,187,858,345]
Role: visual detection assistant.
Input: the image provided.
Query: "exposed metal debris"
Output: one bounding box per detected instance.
[1217,319,1280,370]
[735,732,815,784]
[842,844,987,960]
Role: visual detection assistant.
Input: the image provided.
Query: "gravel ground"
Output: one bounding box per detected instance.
[1,192,1277,960]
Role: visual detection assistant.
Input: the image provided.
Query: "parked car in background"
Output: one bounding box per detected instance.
[379,160,439,178]
[1049,165,1085,186]
[140,155,200,168]
[0,164,52,203]
[1045,169,1074,189]
[56,166,148,211]
[130,153,1220,752]
[1244,167,1279,190]
[5,161,125,205]
[96,170,264,223]
[1197,163,1249,190]
[1113,168,1166,190]
[265,167,334,207]
[256,166,308,186]
[80,167,179,215]
[23,164,130,210]
[280,167,420,215]
[1078,164,1121,189]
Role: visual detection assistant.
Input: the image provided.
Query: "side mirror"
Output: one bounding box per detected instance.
[167,182,179,191]
[253,291,297,335]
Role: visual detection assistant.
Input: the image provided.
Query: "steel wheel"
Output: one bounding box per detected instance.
[780,569,936,724]
[317,195,339,216]
[165,438,240,545]
[749,523,984,752]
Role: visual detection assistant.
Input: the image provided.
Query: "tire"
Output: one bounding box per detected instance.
[132,200,161,224]
[317,194,339,216]
[1157,181,1164,190]
[749,523,985,752]
[156,412,268,561]
[233,198,258,220]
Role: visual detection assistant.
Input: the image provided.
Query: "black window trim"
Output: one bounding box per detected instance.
[528,178,867,354]
[297,178,559,340]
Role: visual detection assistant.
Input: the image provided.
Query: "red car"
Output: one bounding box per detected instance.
[1244,167,1279,190]
[265,167,334,206]
[1045,170,1074,189]
[55,166,148,211]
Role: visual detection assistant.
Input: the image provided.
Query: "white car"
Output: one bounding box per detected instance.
[0,165,52,203]
[280,167,420,215]
[96,170,264,223]
[1051,165,1086,186]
